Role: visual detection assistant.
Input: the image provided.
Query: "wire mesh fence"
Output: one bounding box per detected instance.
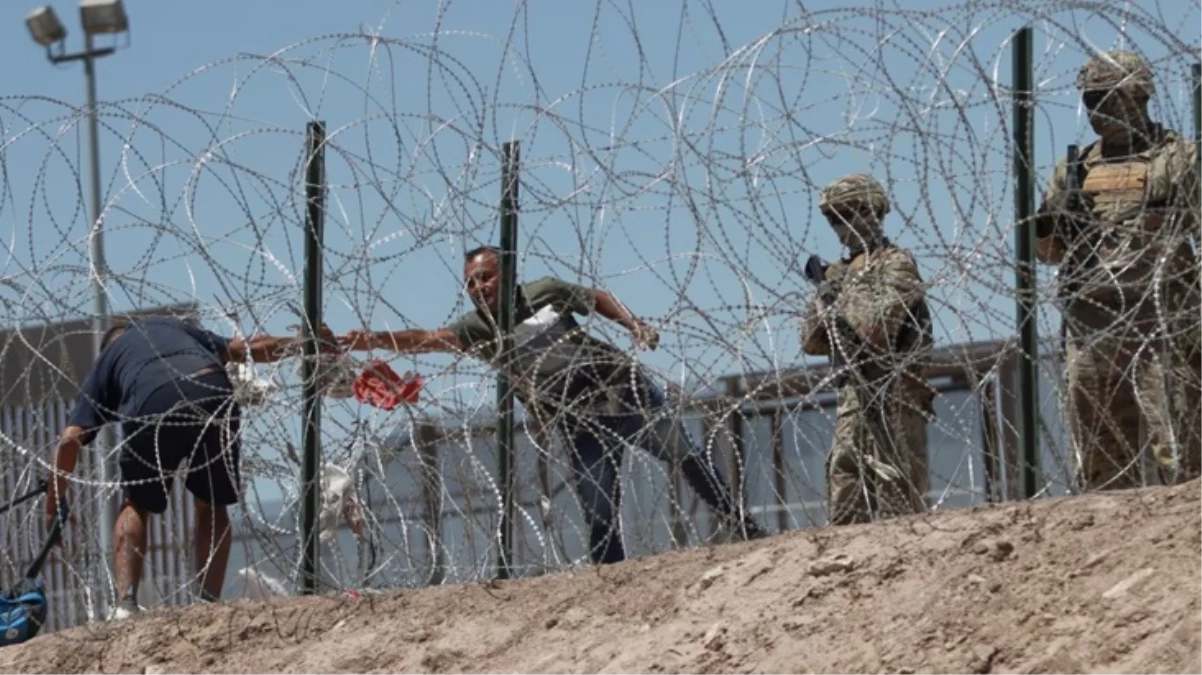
[0,0,1196,635]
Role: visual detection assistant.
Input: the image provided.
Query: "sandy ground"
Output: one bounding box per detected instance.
[1,479,1198,674]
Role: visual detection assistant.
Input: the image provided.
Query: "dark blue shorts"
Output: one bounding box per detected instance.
[119,371,242,514]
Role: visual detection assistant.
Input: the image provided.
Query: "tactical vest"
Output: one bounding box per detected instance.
[1064,128,1197,305]
[823,246,936,414]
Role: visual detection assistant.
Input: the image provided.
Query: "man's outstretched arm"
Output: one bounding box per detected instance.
[590,288,660,350]
[226,335,301,363]
[224,325,337,364]
[339,328,464,354]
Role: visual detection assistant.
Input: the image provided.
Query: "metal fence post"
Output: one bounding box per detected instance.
[1011,26,1040,499]
[496,141,519,579]
[300,120,327,594]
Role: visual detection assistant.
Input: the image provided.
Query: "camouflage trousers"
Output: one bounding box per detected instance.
[826,390,930,526]
[1063,301,1202,490]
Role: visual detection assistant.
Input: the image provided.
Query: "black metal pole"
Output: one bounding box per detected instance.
[300,121,326,594]
[1193,64,1200,176]
[496,141,519,580]
[1012,27,1040,499]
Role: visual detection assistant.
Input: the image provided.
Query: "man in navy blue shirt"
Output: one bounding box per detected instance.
[44,315,320,619]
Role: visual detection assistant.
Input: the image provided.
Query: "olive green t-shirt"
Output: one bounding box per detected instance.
[446,276,637,418]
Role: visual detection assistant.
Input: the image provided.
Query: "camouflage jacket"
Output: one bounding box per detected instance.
[801,245,935,415]
[1037,124,1200,305]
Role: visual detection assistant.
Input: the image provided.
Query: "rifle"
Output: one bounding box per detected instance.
[803,254,904,520]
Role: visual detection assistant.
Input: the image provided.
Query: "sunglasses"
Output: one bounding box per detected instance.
[1081,90,1135,112]
[820,204,870,221]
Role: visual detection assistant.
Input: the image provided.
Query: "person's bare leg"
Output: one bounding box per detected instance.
[114,500,149,604]
[193,497,231,601]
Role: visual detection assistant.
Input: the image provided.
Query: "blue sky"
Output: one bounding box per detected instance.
[1,0,1198,505]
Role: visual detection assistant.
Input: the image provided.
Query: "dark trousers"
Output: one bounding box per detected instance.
[119,371,242,514]
[563,380,751,564]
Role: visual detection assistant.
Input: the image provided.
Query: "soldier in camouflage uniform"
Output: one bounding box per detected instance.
[801,174,935,526]
[1035,50,1201,490]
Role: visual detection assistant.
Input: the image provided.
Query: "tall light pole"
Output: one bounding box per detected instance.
[25,0,129,621]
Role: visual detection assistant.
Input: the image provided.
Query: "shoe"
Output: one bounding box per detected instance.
[736,516,771,541]
[108,595,142,621]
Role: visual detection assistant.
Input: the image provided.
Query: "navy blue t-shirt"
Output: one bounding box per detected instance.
[67,317,233,441]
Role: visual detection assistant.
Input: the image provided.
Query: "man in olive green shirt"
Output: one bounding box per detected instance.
[340,246,766,564]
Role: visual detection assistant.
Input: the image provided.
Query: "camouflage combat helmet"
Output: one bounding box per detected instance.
[1076,50,1155,99]
[819,173,890,219]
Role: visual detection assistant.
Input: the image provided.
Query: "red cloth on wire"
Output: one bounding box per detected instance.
[352,360,422,410]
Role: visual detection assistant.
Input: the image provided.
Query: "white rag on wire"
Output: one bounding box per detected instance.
[237,463,367,597]
[227,360,276,407]
[237,567,289,599]
[320,463,366,544]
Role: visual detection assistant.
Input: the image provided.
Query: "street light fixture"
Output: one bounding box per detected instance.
[25,0,130,623]
[24,6,66,48]
[79,0,128,36]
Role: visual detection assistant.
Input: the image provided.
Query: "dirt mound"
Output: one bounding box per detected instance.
[2,480,1198,674]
